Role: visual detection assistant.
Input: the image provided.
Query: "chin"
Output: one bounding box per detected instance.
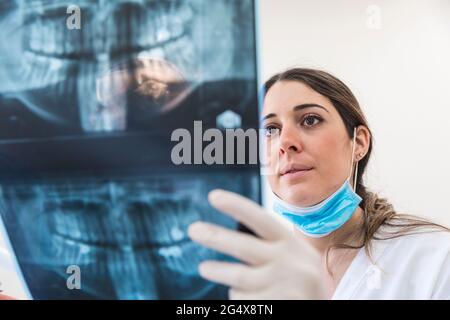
[278,184,316,207]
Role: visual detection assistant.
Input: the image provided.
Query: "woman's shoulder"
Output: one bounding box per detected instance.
[372,229,450,265]
[335,230,450,299]
[395,228,450,241]
[346,230,450,299]
[377,230,450,299]
[377,229,450,250]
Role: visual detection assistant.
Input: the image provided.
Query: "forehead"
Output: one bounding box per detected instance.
[263,80,333,114]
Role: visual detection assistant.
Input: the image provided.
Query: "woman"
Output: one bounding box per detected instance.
[188,68,450,299]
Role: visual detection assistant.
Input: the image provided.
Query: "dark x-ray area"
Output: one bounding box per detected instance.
[0,0,261,299]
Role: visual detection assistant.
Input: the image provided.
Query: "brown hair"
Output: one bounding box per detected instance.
[264,68,449,269]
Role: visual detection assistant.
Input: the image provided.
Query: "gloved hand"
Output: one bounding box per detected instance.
[188,189,327,300]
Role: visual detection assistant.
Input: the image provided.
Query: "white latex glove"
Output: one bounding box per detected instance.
[188,189,327,300]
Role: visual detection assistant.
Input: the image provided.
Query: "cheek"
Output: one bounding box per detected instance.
[264,142,280,191]
[317,135,338,159]
[314,133,349,178]
[264,139,280,167]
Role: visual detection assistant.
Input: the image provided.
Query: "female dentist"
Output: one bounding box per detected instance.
[188,68,450,300]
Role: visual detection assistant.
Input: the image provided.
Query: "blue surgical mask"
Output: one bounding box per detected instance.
[272,128,362,238]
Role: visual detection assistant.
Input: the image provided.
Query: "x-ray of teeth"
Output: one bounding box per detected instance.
[0,0,260,300]
[0,174,261,299]
[0,0,257,133]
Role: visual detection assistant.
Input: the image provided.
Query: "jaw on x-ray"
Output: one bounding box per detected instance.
[0,0,260,299]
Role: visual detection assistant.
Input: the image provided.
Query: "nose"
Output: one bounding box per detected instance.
[278,124,303,156]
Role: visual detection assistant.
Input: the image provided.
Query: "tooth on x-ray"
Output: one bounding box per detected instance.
[1,176,256,299]
[0,0,260,300]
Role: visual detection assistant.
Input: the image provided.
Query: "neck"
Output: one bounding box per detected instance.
[295,206,365,255]
[295,206,366,298]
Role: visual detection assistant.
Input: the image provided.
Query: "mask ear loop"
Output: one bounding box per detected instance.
[348,127,359,192]
[353,158,359,192]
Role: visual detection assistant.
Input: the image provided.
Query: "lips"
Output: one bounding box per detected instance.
[280,164,313,176]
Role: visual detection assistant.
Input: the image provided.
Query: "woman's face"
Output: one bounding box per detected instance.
[262,80,355,207]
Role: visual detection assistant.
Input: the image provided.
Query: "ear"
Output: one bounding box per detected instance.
[354,125,371,162]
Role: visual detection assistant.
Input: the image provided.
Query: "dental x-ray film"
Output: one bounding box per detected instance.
[0,0,260,299]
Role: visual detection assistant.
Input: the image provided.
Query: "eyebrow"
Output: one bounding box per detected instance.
[260,103,330,123]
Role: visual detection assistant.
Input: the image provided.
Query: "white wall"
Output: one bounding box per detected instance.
[258,0,450,226]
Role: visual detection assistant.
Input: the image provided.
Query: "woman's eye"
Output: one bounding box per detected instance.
[302,115,322,127]
[264,126,280,137]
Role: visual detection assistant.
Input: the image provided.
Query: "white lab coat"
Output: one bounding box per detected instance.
[332,230,450,299]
